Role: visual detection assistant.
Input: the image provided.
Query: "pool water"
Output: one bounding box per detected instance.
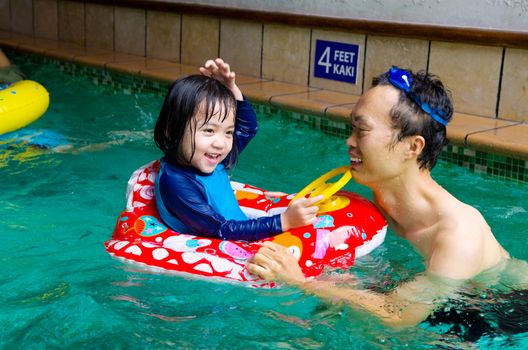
[1,55,527,349]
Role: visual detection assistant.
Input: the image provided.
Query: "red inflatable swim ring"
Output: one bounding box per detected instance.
[105,161,387,288]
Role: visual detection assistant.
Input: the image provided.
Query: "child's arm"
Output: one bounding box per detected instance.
[201,58,257,158]
[157,166,321,241]
[200,58,243,100]
[231,97,257,156]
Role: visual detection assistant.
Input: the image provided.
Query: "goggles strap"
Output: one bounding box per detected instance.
[387,67,448,126]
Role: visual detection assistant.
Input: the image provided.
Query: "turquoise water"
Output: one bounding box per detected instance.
[1,55,527,349]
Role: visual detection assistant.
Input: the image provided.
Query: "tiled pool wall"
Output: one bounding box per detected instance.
[1,0,527,183]
[442,145,526,182]
[1,0,527,122]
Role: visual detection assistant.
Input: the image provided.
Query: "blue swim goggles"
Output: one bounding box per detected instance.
[386,67,449,126]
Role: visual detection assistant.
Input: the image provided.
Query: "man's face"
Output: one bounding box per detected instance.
[346,86,409,186]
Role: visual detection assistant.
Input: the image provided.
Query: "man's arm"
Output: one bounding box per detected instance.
[248,242,461,327]
[0,49,11,67]
[305,275,459,326]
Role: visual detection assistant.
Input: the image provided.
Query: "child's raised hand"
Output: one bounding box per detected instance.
[200,58,234,85]
[200,58,243,100]
[280,195,323,231]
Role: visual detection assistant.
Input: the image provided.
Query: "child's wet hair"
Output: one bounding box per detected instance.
[372,69,453,170]
[154,75,237,167]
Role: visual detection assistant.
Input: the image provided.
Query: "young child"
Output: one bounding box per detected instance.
[154,58,322,241]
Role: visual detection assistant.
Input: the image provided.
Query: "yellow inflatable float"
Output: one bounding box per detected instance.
[0,80,49,135]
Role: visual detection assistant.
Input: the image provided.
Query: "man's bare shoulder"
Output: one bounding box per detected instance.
[439,201,488,237]
[428,200,495,279]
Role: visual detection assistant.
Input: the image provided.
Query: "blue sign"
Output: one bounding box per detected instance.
[314,40,359,84]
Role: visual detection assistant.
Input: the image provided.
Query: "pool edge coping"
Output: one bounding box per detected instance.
[1,35,527,183]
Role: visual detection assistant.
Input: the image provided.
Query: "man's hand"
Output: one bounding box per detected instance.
[247,241,306,285]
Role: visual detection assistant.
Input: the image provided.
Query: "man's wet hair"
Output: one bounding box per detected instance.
[372,69,453,170]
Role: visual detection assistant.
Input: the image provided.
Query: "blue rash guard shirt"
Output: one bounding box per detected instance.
[155,98,283,241]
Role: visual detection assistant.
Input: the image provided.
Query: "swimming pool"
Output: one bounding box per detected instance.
[1,55,527,349]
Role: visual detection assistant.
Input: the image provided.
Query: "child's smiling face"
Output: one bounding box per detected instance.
[181,101,235,174]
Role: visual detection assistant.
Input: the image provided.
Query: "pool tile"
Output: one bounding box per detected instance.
[220,19,262,77]
[230,75,261,86]
[14,40,56,55]
[58,0,85,46]
[466,124,528,159]
[86,3,115,51]
[34,0,59,41]
[19,37,85,56]
[11,0,34,36]
[106,58,180,76]
[146,10,181,62]
[271,90,359,117]
[498,48,528,122]
[239,81,317,104]
[0,31,13,41]
[139,66,185,83]
[447,113,517,146]
[4,41,21,52]
[179,64,202,77]
[140,63,211,83]
[262,24,311,86]
[44,46,109,62]
[9,37,77,55]
[0,37,33,51]
[0,32,37,49]
[429,42,502,118]
[74,52,143,68]
[181,14,220,66]
[364,36,429,90]
[115,6,146,56]
[325,103,355,123]
[310,29,365,95]
[0,2,10,31]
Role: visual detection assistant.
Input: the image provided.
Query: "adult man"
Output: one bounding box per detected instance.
[0,49,25,83]
[247,67,518,328]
